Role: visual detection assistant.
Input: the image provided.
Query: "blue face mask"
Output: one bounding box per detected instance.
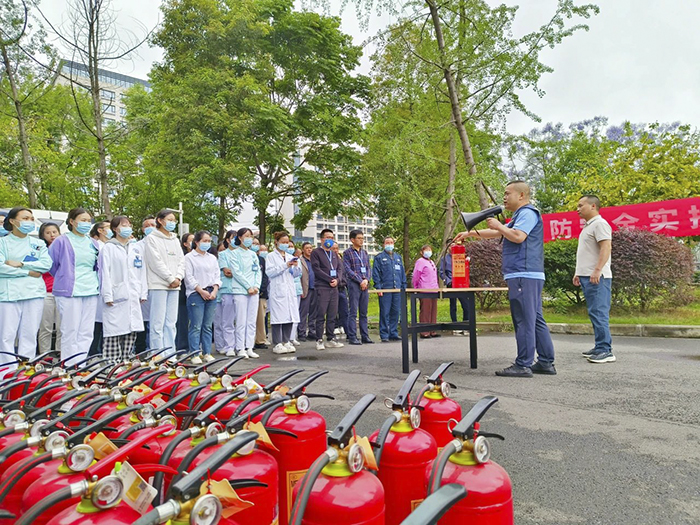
[384,244,394,253]
[75,222,92,235]
[423,251,432,259]
[118,227,133,239]
[286,246,296,255]
[243,238,253,248]
[278,243,289,252]
[251,244,260,253]
[104,229,114,240]
[165,221,177,232]
[0,225,7,237]
[199,242,212,252]
[144,226,155,236]
[18,221,36,235]
[323,239,334,249]
[259,251,268,259]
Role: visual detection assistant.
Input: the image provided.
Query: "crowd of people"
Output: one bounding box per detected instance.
[0,207,424,374]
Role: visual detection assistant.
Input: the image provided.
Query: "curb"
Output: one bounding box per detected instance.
[476,322,700,339]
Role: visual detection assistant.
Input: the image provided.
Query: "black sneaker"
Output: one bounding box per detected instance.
[389,337,401,341]
[582,348,596,358]
[348,339,362,346]
[253,343,269,350]
[297,336,307,342]
[362,338,374,344]
[531,361,557,375]
[381,339,389,343]
[588,352,616,363]
[495,364,533,378]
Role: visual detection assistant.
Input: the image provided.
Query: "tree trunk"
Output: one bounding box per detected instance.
[442,131,456,249]
[1,45,36,208]
[218,195,226,240]
[426,0,489,210]
[403,212,410,275]
[257,206,267,245]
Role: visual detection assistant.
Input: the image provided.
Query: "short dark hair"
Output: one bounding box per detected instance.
[155,208,176,230]
[38,222,60,246]
[110,216,130,235]
[90,221,110,239]
[349,229,363,239]
[234,227,253,246]
[3,207,32,232]
[319,228,333,239]
[193,230,211,245]
[66,207,91,232]
[302,242,312,249]
[222,230,236,249]
[582,195,602,209]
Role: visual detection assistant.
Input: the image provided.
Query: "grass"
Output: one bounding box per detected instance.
[363,287,700,326]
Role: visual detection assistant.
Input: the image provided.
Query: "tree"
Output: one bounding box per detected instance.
[147,0,371,241]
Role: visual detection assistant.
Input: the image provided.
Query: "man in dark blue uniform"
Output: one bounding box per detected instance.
[372,236,407,342]
[455,181,556,377]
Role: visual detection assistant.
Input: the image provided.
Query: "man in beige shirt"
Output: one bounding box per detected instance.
[573,195,615,363]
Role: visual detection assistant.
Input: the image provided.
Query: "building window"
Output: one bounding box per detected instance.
[100,89,115,100]
[119,107,127,117]
[103,117,115,125]
[102,103,115,114]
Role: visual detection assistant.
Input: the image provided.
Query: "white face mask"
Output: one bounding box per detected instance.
[423,251,432,259]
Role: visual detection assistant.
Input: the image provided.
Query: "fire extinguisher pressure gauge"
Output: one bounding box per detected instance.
[296,395,310,414]
[473,435,491,464]
[220,374,233,389]
[347,443,365,473]
[410,407,422,429]
[45,430,69,452]
[190,493,223,525]
[3,410,26,426]
[92,476,124,509]
[440,382,451,398]
[66,444,95,472]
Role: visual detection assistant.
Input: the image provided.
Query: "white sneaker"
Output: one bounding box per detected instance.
[236,349,249,359]
[334,328,341,335]
[291,339,301,346]
[316,340,325,351]
[340,327,345,334]
[190,355,203,365]
[226,349,237,357]
[273,343,287,354]
[246,348,260,359]
[326,339,344,348]
[284,342,296,354]
[203,354,216,362]
[264,339,271,345]
[452,330,462,336]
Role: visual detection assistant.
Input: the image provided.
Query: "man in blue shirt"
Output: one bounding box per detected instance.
[455,181,556,377]
[372,236,407,342]
[343,229,373,345]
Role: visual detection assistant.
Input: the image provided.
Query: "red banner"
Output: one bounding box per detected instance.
[542,197,700,242]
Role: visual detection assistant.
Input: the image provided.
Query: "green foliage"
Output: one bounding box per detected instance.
[543,239,583,305]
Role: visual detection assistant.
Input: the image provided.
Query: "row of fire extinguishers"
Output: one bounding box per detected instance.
[0,347,512,525]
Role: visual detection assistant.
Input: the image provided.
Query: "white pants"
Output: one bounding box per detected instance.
[213,300,225,352]
[54,295,98,366]
[218,294,236,352]
[291,295,302,340]
[234,294,259,351]
[149,289,179,357]
[38,293,61,353]
[0,298,43,376]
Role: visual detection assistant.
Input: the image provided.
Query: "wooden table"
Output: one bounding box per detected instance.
[370,287,508,373]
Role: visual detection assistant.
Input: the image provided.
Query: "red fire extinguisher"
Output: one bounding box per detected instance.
[370,370,437,525]
[417,363,462,448]
[425,396,513,524]
[290,394,385,525]
[450,242,470,288]
[258,371,331,525]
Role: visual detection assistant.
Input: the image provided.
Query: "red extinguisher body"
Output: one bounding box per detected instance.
[427,455,513,524]
[46,501,142,525]
[418,390,462,449]
[450,243,469,288]
[22,469,86,525]
[370,423,436,525]
[0,457,63,520]
[292,468,385,525]
[265,406,327,525]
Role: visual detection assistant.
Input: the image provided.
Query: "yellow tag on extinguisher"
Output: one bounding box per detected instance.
[244,421,279,452]
[86,432,118,459]
[348,436,378,471]
[200,479,254,518]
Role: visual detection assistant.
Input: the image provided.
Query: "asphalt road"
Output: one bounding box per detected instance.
[225,331,700,524]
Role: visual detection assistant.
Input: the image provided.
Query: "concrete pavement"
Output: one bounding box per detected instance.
[231,332,700,524]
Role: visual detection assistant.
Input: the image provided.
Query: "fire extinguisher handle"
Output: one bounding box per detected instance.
[427,362,455,384]
[40,395,108,435]
[67,406,141,445]
[327,394,376,447]
[262,369,306,393]
[401,483,467,525]
[392,369,421,410]
[155,383,210,416]
[226,396,288,431]
[2,382,57,411]
[451,396,499,439]
[286,370,329,397]
[478,432,505,441]
[193,388,246,427]
[75,363,114,386]
[0,379,32,402]
[27,350,59,365]
[168,431,259,500]
[211,356,245,376]
[305,393,335,400]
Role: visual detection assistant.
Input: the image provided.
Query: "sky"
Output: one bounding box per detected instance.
[38,0,700,137]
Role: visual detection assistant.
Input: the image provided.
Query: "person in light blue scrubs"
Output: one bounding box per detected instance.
[0,207,52,376]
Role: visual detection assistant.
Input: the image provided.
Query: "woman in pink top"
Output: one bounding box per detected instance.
[412,245,440,338]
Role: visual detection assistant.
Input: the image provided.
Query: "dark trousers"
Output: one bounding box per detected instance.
[272,323,293,345]
[175,286,189,350]
[337,289,349,334]
[419,298,438,336]
[298,290,317,339]
[449,294,469,322]
[134,323,149,355]
[378,292,401,340]
[347,281,369,341]
[315,287,339,341]
[507,277,555,368]
[88,322,102,356]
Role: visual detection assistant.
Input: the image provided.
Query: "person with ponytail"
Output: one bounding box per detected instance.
[229,228,262,358]
[48,207,100,364]
[98,216,148,362]
[0,208,51,375]
[215,229,237,354]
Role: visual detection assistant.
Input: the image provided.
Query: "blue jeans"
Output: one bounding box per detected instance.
[347,281,370,341]
[580,276,612,354]
[378,291,401,340]
[186,292,217,354]
[507,278,555,367]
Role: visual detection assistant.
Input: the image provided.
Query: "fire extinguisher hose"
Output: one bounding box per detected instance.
[151,429,198,506]
[401,483,467,525]
[132,500,180,525]
[0,451,55,502]
[15,481,89,525]
[289,451,334,525]
[374,413,401,466]
[427,440,461,495]
[0,436,36,465]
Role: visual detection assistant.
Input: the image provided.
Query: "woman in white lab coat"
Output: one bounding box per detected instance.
[265,231,301,355]
[98,216,148,363]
